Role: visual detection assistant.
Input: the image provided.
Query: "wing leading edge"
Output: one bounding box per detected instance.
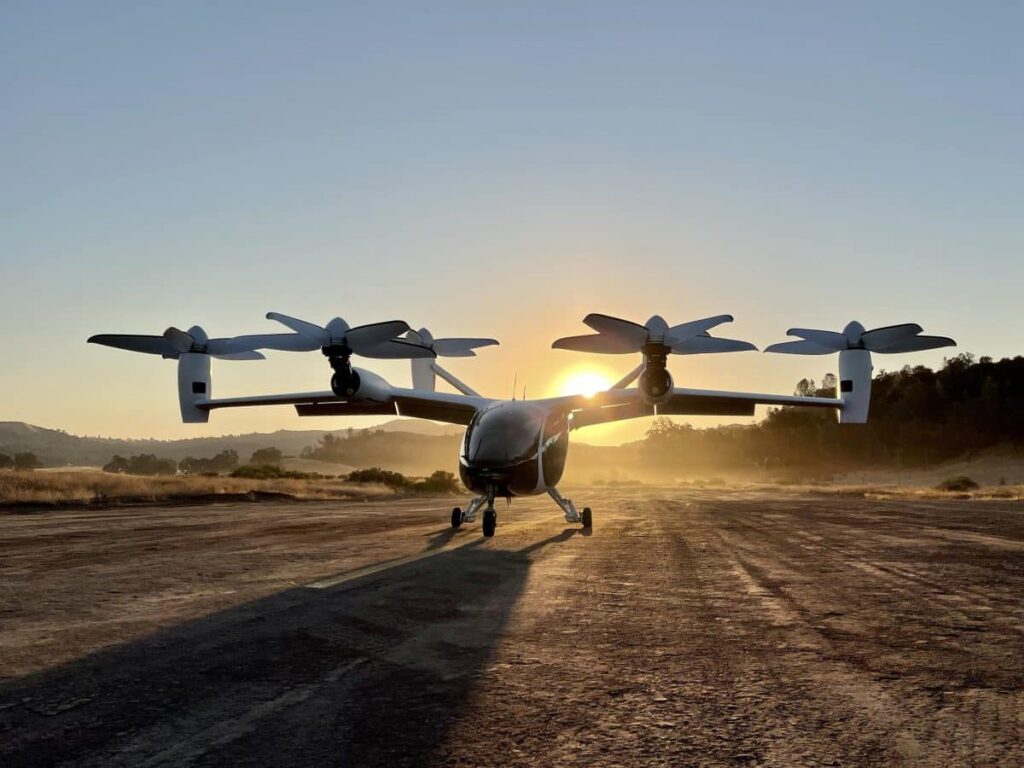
[197,387,493,426]
[554,387,843,430]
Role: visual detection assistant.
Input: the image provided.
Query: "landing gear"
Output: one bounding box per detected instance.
[482,508,497,538]
[451,507,464,529]
[548,487,586,525]
[454,488,497,536]
[481,485,498,537]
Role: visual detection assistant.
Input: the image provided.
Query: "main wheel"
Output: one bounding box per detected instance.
[451,507,463,529]
[482,509,497,538]
[581,507,593,529]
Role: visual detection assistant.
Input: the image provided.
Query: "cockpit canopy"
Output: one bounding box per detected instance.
[462,402,546,467]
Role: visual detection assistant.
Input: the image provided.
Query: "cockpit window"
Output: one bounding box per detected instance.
[463,403,545,466]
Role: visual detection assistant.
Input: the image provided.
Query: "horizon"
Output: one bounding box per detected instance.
[0,346,1002,449]
[3,3,1021,445]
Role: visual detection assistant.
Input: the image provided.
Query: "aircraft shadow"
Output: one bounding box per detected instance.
[0,532,575,767]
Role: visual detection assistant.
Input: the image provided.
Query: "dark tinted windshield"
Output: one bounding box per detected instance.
[463,403,545,466]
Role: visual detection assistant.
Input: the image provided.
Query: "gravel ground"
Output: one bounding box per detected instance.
[1,489,1022,766]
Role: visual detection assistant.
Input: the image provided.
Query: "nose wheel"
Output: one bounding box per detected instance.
[482,508,497,537]
[451,507,464,529]
[581,507,593,529]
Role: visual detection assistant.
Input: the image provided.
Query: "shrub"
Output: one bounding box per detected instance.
[103,454,177,476]
[14,452,42,471]
[230,465,319,480]
[937,475,979,492]
[412,470,460,494]
[249,447,283,466]
[346,467,410,488]
[178,450,239,475]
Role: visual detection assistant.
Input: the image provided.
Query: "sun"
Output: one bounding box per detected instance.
[557,368,615,398]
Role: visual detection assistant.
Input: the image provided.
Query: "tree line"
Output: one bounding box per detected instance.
[0,452,43,471]
[102,448,280,476]
[640,354,1024,476]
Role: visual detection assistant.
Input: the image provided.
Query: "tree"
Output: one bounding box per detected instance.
[210,449,239,472]
[0,453,12,470]
[178,449,239,475]
[104,454,176,475]
[14,452,42,471]
[103,455,130,473]
[249,447,283,466]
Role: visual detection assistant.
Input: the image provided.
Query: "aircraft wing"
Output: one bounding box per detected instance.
[196,388,493,427]
[543,387,843,430]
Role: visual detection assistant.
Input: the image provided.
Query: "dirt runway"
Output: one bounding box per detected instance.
[2,489,1023,766]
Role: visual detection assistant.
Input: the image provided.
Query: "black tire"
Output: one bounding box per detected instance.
[451,507,463,529]
[581,507,593,529]
[482,509,497,538]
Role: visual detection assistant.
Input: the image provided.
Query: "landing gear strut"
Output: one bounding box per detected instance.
[548,487,591,528]
[454,489,498,536]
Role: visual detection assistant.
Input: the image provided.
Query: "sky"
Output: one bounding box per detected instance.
[2,2,1022,445]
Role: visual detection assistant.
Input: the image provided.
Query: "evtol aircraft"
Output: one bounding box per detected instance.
[89,313,955,537]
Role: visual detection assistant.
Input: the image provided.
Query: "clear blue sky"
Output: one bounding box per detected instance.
[2,2,1021,443]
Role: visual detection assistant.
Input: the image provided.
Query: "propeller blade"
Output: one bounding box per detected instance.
[163,327,195,353]
[671,335,758,355]
[345,320,411,351]
[764,340,839,355]
[433,338,499,357]
[871,335,956,353]
[358,339,435,359]
[860,323,924,351]
[211,350,266,361]
[786,328,849,350]
[205,337,252,356]
[552,334,644,354]
[266,312,329,342]
[582,314,650,349]
[666,314,734,343]
[226,333,321,353]
[87,334,177,357]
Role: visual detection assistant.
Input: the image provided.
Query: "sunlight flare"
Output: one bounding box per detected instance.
[557,368,615,398]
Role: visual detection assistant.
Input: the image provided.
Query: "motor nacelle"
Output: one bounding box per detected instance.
[639,366,673,404]
[639,343,673,404]
[331,368,361,397]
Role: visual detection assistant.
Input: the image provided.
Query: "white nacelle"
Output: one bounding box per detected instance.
[838,349,872,424]
[350,367,392,401]
[177,353,211,423]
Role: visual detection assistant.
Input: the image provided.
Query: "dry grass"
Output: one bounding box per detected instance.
[754,480,1024,501]
[0,470,393,508]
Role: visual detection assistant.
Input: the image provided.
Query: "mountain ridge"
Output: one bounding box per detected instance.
[0,419,462,467]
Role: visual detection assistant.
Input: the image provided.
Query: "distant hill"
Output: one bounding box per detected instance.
[0,419,638,481]
[0,419,462,469]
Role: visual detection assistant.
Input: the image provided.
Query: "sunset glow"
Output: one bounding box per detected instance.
[557,369,615,398]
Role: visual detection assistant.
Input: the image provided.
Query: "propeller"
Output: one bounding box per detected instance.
[238,313,435,359]
[764,321,956,355]
[401,327,499,357]
[552,313,757,355]
[88,326,266,361]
